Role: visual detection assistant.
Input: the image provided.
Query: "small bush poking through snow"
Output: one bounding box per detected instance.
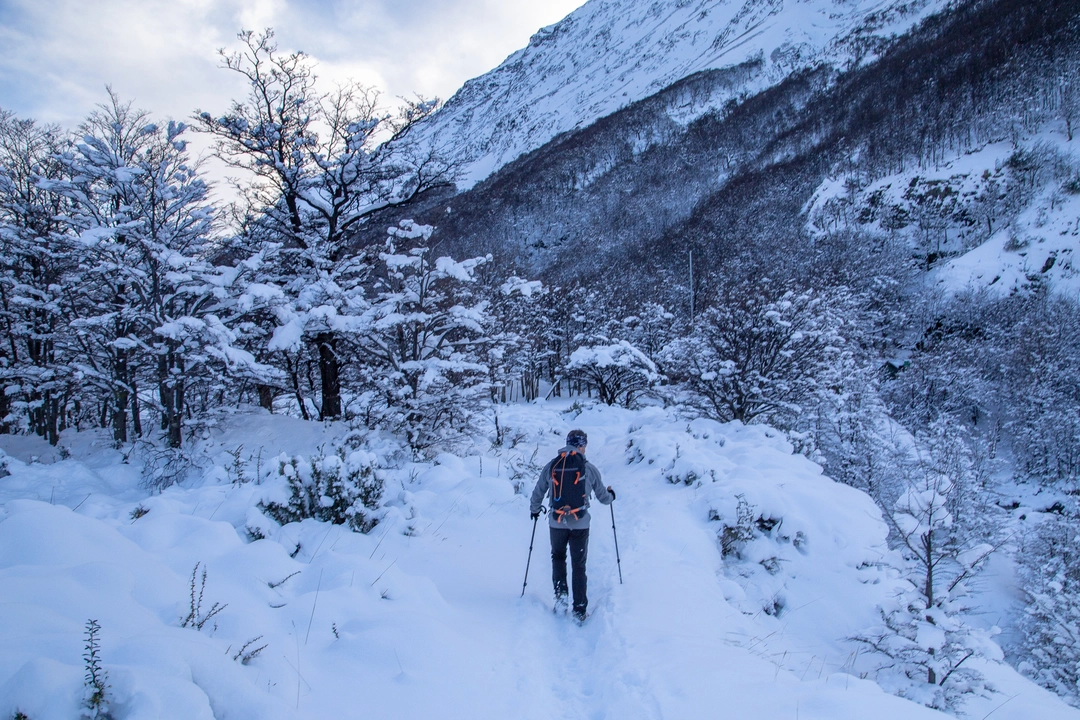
[260,446,384,532]
[231,636,268,665]
[180,562,227,632]
[82,619,112,720]
[719,494,757,558]
[140,445,197,492]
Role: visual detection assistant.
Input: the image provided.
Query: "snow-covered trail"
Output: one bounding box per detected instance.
[354,416,945,720]
[3,405,1077,720]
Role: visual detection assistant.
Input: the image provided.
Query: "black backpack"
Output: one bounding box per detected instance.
[550,450,588,524]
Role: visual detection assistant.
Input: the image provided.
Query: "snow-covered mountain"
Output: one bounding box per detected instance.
[419,0,951,188]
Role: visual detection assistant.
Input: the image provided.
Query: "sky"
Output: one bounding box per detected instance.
[0,0,587,129]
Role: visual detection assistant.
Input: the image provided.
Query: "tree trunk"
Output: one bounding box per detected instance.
[316,332,341,421]
[285,354,311,421]
[257,384,275,413]
[159,351,184,449]
[131,374,142,438]
[923,531,935,607]
[168,370,184,449]
[113,347,128,445]
[46,393,59,446]
[112,281,129,445]
[0,377,9,434]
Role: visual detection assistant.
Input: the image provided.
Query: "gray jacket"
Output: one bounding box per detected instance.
[530,446,613,530]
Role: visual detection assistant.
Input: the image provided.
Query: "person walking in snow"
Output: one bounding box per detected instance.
[530,429,615,622]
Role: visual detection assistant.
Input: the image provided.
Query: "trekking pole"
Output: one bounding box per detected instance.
[521,506,546,597]
[610,503,623,584]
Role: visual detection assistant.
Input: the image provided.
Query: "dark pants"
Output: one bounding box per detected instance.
[551,527,590,613]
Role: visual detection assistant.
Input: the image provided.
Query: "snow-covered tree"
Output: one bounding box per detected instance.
[858,463,998,710]
[485,275,550,403]
[0,111,78,442]
[196,29,452,420]
[800,347,898,503]
[52,93,162,444]
[354,221,490,453]
[1016,503,1080,706]
[664,281,846,428]
[55,92,259,448]
[999,294,1080,486]
[564,340,659,407]
[616,302,678,376]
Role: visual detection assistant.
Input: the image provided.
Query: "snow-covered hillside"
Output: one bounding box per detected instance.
[418,0,951,188]
[805,129,1080,298]
[1,402,1074,719]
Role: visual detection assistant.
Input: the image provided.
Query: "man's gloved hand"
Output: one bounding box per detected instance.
[607,486,616,500]
[531,510,541,520]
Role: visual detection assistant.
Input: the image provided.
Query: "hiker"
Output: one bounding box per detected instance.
[530,429,615,621]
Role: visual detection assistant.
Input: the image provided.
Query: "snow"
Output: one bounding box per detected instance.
[0,402,1076,719]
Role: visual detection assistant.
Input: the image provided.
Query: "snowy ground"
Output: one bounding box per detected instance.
[0,401,1076,719]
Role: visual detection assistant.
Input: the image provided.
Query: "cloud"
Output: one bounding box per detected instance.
[0,0,585,128]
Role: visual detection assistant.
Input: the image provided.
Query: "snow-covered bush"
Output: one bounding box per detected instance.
[564,340,658,407]
[716,494,757,559]
[1016,505,1080,706]
[260,447,383,532]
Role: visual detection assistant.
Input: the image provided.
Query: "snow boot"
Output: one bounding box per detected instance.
[572,607,587,624]
[554,594,569,614]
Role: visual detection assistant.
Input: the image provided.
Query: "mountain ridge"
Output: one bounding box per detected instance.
[416,0,952,188]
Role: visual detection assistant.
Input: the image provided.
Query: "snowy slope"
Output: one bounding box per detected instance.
[805,130,1080,298]
[418,0,951,188]
[1,403,1075,719]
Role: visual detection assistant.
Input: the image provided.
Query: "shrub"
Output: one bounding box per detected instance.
[260,446,383,532]
[719,495,757,558]
[82,619,112,720]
